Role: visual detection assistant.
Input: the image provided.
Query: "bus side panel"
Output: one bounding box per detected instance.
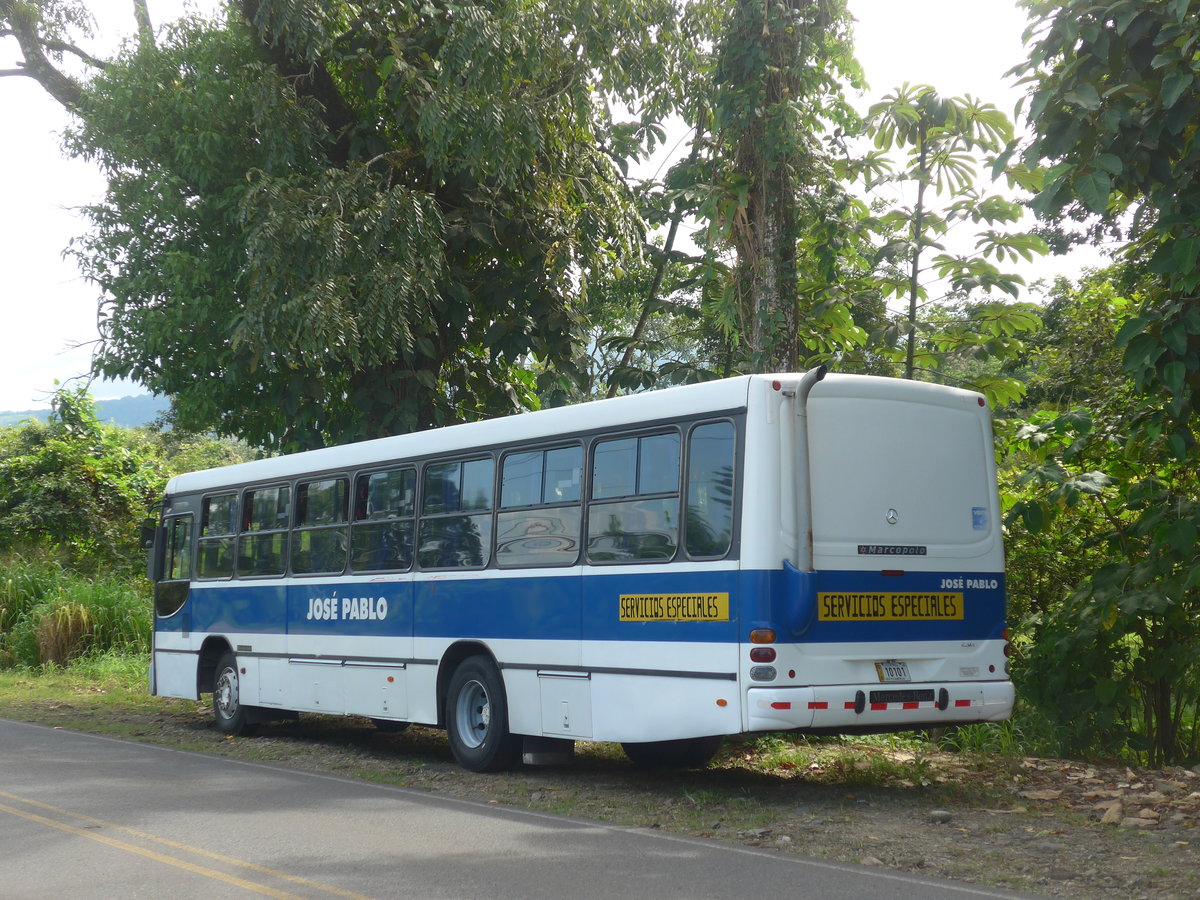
[581,567,741,742]
[414,571,582,733]
[189,582,288,635]
[286,578,414,718]
[153,648,200,700]
[414,572,582,666]
[588,669,742,742]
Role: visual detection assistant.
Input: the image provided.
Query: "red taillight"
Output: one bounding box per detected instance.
[749,628,776,644]
[978,397,986,407]
[772,380,782,391]
[750,647,777,663]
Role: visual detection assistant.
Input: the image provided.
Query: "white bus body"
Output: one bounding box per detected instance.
[149,371,1012,770]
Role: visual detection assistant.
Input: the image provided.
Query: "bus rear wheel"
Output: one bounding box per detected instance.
[621,736,724,769]
[213,651,257,736]
[445,656,521,772]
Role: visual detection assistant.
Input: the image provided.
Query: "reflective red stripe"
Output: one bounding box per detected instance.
[808,701,828,710]
[954,699,972,707]
[770,701,792,710]
[870,702,887,710]
[903,702,919,710]
[844,701,857,709]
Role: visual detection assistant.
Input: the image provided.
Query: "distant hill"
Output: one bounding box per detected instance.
[0,394,169,429]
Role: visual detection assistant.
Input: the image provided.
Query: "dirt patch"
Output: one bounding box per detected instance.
[6,697,1200,899]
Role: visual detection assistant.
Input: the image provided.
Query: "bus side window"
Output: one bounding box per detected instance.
[587,431,680,564]
[351,468,415,572]
[496,445,582,568]
[197,493,237,579]
[292,478,349,576]
[418,458,493,569]
[685,421,735,558]
[238,485,290,577]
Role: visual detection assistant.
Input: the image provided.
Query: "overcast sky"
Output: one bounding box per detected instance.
[0,1,1091,412]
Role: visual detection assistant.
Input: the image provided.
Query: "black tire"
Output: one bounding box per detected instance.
[445,656,521,772]
[212,650,257,736]
[370,718,410,734]
[621,736,724,769]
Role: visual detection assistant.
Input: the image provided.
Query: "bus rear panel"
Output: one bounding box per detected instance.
[740,374,1011,734]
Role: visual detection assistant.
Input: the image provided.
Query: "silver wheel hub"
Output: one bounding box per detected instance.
[455,679,491,750]
[216,666,239,717]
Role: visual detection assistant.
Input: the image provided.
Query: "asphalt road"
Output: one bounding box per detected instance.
[0,718,1041,899]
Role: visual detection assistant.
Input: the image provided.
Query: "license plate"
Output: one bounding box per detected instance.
[875,660,911,683]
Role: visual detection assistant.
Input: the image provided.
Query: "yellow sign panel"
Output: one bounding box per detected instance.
[619,593,730,622]
[818,592,964,622]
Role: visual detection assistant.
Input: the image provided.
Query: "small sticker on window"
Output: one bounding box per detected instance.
[972,507,988,531]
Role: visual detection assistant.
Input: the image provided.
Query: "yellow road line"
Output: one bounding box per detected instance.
[0,790,376,900]
[0,800,302,898]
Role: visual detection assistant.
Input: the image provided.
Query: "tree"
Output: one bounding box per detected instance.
[701,0,866,373]
[2,0,683,451]
[541,0,874,396]
[0,386,164,573]
[863,84,1046,404]
[1008,0,1200,764]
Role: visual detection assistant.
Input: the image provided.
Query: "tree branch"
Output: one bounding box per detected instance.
[238,0,358,166]
[0,0,85,109]
[41,38,108,70]
[133,0,154,51]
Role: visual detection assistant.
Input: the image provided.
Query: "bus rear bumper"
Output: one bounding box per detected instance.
[747,680,1014,732]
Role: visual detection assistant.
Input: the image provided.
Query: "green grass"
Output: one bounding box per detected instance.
[0,555,150,667]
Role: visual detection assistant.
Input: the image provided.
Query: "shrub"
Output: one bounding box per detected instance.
[0,555,150,667]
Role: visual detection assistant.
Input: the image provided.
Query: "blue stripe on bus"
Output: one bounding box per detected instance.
[161,566,1005,645]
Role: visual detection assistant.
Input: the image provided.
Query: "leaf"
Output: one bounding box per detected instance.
[1164,519,1198,555]
[1091,153,1123,176]
[1160,360,1187,396]
[1075,171,1112,214]
[1161,72,1195,109]
[1114,313,1158,348]
[1064,83,1101,109]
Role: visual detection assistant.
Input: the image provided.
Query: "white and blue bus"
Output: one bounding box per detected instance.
[148,369,1013,771]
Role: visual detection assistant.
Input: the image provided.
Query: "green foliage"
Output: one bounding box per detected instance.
[935,717,1054,758]
[998,272,1200,765]
[0,386,165,573]
[0,553,150,668]
[37,1,697,450]
[1010,1,1200,764]
[861,84,1046,404]
[1016,0,1200,457]
[691,0,868,373]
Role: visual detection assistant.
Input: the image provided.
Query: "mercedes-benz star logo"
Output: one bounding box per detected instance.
[885,508,898,525]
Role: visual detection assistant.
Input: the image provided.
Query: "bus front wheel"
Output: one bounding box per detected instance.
[213,651,257,736]
[621,736,724,769]
[445,656,521,772]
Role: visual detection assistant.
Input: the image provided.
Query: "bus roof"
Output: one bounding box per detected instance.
[162,372,984,497]
[165,373,758,496]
